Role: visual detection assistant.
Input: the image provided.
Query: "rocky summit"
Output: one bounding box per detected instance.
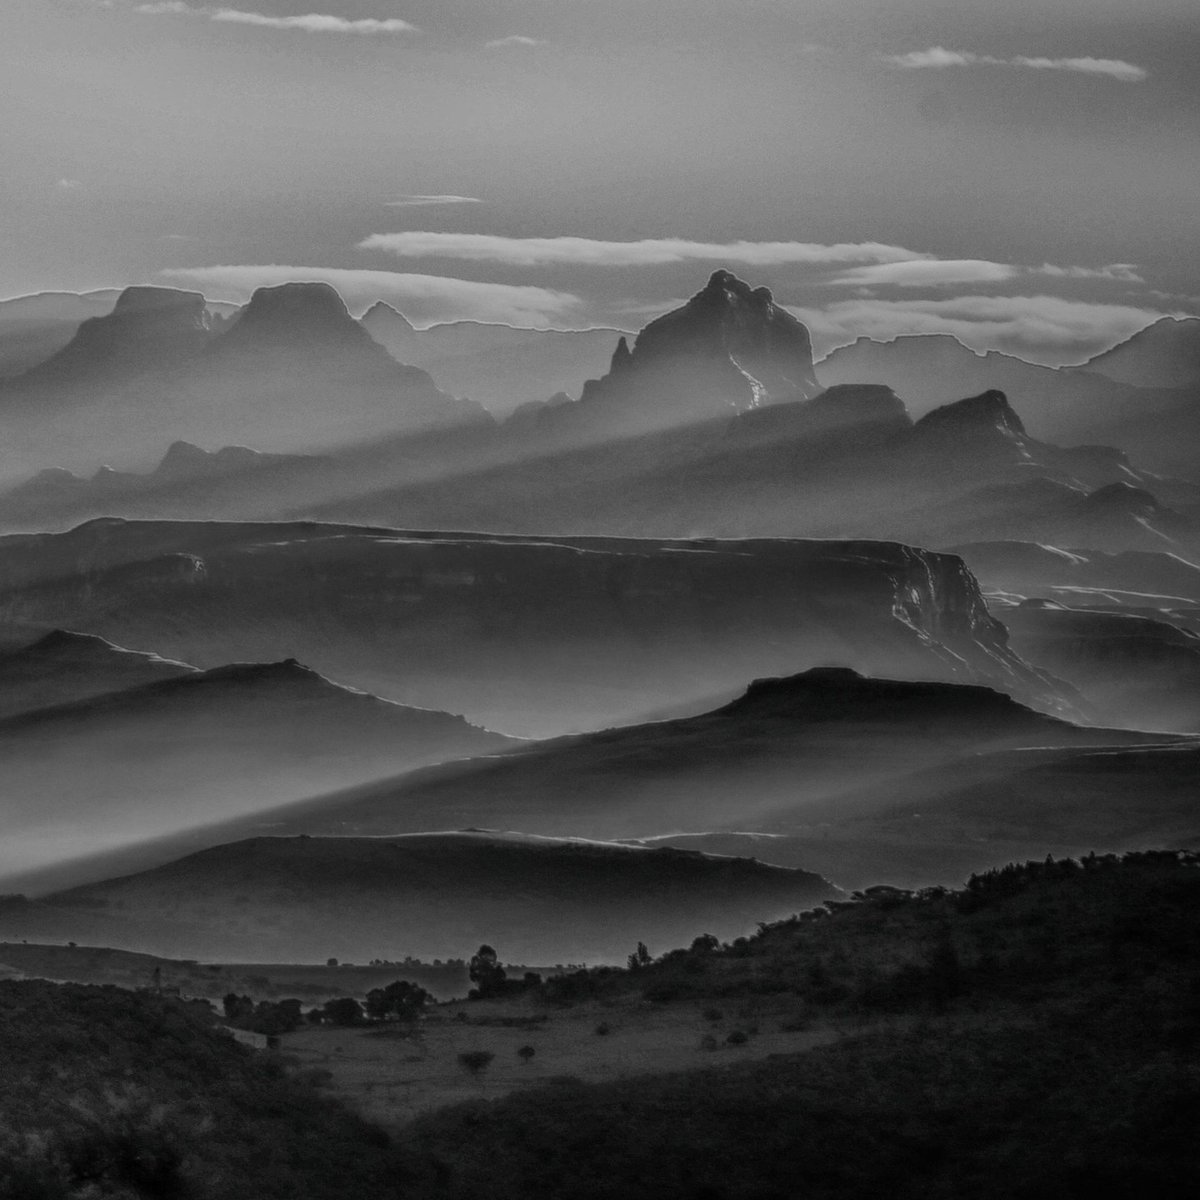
[570,269,820,434]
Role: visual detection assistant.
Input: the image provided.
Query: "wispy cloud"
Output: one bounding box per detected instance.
[55,178,84,191]
[131,3,417,34]
[1032,263,1144,283]
[357,234,929,268]
[158,265,581,327]
[385,195,483,209]
[832,260,1021,288]
[794,294,1170,364]
[882,46,1147,83]
[485,35,547,49]
[833,259,1145,288]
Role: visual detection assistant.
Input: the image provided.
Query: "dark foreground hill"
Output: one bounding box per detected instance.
[0,980,402,1200]
[11,832,838,964]
[5,852,1197,1199]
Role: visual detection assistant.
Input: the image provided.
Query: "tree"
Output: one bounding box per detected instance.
[627,941,652,971]
[468,944,508,999]
[458,1050,495,1078]
[364,980,431,1023]
[517,1045,536,1064]
[321,997,364,1027]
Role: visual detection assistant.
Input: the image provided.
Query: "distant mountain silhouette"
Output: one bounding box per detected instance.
[0,519,1077,737]
[0,653,514,886]
[14,831,840,962]
[0,440,331,530]
[0,283,487,480]
[555,270,819,435]
[15,287,214,386]
[0,290,122,378]
[817,328,1200,479]
[0,629,195,720]
[999,601,1200,732]
[303,379,1200,560]
[1083,316,1200,389]
[363,301,625,415]
[156,667,1145,848]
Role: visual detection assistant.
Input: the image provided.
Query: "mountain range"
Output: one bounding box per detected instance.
[362,301,625,416]
[0,283,484,481]
[0,831,839,964]
[0,637,512,886]
[26,668,1184,903]
[0,519,1072,736]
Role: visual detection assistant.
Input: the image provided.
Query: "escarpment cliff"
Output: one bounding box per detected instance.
[0,520,1071,733]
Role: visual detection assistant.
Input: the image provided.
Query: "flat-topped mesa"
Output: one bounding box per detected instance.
[724,666,1048,724]
[575,269,820,433]
[17,286,211,383]
[214,281,371,353]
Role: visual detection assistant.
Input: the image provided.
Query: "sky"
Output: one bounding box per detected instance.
[4,0,1199,361]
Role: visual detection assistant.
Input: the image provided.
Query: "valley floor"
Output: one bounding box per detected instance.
[282,995,843,1125]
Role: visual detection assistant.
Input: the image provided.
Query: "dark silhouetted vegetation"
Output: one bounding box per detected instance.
[0,981,401,1200]
[392,851,1200,1199]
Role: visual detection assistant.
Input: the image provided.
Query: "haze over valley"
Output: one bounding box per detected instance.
[3,2,1199,1195]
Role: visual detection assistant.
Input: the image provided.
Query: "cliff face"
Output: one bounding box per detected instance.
[0,520,1074,732]
[571,270,820,434]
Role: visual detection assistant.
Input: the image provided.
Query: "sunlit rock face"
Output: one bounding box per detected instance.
[573,270,820,434]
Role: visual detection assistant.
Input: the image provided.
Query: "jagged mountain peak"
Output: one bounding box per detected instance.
[634,269,815,383]
[573,270,819,432]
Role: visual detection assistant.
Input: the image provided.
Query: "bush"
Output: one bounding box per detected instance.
[699,1034,719,1051]
[594,1022,611,1037]
[725,1029,749,1046]
[458,1050,495,1077]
